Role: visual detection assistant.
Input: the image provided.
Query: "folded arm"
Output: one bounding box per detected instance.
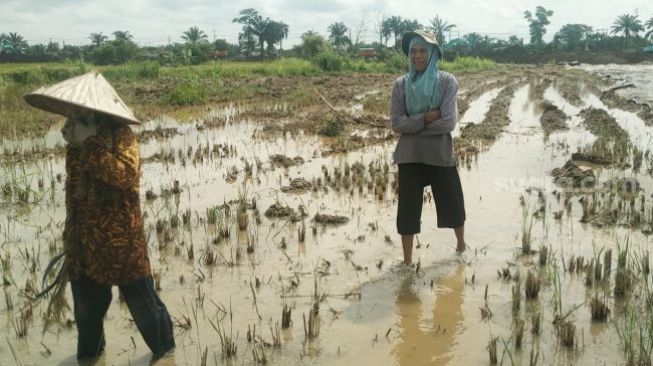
[419,76,458,136]
[390,80,425,134]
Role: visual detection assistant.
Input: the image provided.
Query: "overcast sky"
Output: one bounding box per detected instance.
[2,0,652,47]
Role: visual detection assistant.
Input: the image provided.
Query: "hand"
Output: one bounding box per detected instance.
[424,109,441,125]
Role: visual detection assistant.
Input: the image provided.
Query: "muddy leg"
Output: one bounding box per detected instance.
[402,235,414,265]
[454,225,466,253]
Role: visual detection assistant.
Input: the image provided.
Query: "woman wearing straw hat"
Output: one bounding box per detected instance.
[25,71,175,360]
[390,31,466,265]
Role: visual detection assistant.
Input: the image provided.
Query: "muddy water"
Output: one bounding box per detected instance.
[582,64,653,107]
[1,72,652,366]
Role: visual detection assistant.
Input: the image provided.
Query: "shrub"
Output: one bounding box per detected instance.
[320,113,345,137]
[137,61,160,79]
[313,51,345,72]
[167,77,206,105]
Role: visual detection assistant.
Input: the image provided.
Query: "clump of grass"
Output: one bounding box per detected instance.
[282,304,292,328]
[167,77,206,106]
[514,318,525,349]
[614,245,633,298]
[512,279,521,315]
[531,311,541,336]
[303,301,320,340]
[319,113,346,137]
[521,206,534,254]
[616,304,653,365]
[252,344,267,364]
[604,248,613,277]
[590,294,610,321]
[555,320,576,348]
[529,346,540,366]
[4,287,13,311]
[210,309,238,359]
[488,336,498,364]
[525,271,540,299]
[539,245,549,266]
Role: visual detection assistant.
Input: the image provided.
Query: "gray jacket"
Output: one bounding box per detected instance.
[390,71,458,167]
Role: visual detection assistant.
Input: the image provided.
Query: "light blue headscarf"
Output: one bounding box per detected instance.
[405,37,440,116]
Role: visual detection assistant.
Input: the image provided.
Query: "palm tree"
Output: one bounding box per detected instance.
[29,43,47,56]
[88,32,107,47]
[262,20,288,57]
[429,15,456,45]
[7,32,28,54]
[646,17,653,41]
[273,21,289,50]
[382,16,404,48]
[181,26,208,44]
[611,14,644,38]
[328,22,351,52]
[112,30,133,41]
[248,16,269,56]
[463,33,483,54]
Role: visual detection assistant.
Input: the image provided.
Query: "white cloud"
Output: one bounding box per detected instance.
[1,0,651,47]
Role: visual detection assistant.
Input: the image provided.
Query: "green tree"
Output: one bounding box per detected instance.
[553,24,593,50]
[214,39,229,51]
[294,31,327,58]
[182,26,208,44]
[237,32,257,57]
[428,15,456,45]
[45,41,60,55]
[6,32,28,54]
[646,17,653,40]
[463,33,483,54]
[88,32,107,47]
[29,43,47,57]
[112,30,133,41]
[328,22,351,52]
[263,20,288,57]
[524,6,554,46]
[611,14,644,38]
[382,16,404,48]
[233,8,268,57]
[382,17,422,49]
[507,35,523,46]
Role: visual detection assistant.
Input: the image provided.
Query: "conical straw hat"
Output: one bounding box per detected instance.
[24,70,140,124]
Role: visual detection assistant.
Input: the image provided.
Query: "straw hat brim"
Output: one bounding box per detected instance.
[23,70,140,125]
[402,31,443,59]
[24,93,140,125]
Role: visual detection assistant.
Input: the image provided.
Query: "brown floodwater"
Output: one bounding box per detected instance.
[1,68,653,366]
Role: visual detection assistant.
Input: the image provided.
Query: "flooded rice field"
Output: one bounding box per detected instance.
[1,64,653,365]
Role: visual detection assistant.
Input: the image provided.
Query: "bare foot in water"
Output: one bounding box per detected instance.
[456,242,466,253]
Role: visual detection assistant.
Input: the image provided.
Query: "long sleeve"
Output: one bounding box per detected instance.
[391,71,457,167]
[80,126,140,191]
[390,77,425,134]
[418,74,458,136]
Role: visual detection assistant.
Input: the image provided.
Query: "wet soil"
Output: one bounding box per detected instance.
[2,64,653,366]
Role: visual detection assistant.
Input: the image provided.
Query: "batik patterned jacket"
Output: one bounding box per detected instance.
[63,123,151,286]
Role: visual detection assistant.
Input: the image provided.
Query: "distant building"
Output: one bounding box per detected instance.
[358,48,378,59]
[211,50,228,59]
[643,45,653,54]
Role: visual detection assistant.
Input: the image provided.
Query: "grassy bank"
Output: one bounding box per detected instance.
[0,57,497,138]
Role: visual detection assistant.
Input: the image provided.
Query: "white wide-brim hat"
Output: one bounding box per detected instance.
[24,70,140,124]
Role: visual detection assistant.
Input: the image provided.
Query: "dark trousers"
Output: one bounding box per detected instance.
[397,163,466,235]
[70,275,175,359]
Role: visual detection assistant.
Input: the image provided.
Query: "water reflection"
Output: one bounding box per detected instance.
[392,264,465,365]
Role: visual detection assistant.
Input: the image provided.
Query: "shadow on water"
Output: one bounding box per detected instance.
[340,261,465,365]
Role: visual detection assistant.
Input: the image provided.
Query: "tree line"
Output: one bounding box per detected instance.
[1,7,652,65]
